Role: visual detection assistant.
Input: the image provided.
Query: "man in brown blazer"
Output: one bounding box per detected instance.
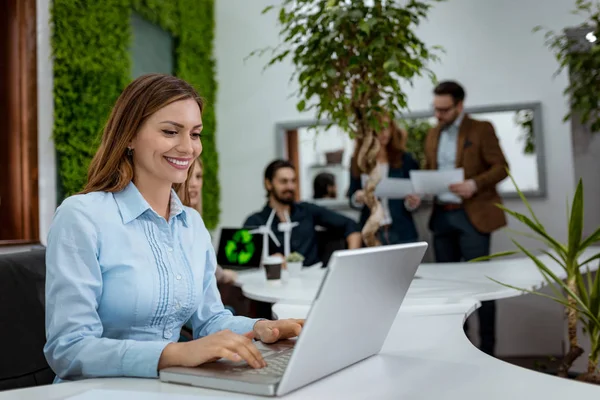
[407,81,509,356]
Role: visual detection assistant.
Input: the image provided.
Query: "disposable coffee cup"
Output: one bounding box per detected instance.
[263,255,283,282]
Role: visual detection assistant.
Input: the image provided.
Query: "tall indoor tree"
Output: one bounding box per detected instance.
[255,0,444,246]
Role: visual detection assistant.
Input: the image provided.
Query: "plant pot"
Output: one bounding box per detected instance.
[287,261,303,278]
[325,149,344,165]
[574,372,600,384]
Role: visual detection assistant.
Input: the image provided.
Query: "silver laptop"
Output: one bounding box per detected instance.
[160,242,428,396]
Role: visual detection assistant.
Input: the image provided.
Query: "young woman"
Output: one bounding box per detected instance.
[347,116,420,245]
[185,158,237,284]
[44,74,303,382]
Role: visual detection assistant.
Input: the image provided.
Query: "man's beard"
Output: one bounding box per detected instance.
[439,113,458,129]
[274,190,295,205]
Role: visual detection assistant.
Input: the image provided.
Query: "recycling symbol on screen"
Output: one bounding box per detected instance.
[225,229,256,264]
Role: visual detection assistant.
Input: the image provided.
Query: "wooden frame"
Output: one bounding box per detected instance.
[286,129,301,201]
[0,0,39,246]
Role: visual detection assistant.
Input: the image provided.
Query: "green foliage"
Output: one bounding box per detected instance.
[52,0,220,229]
[255,0,444,141]
[176,1,220,230]
[473,172,600,371]
[399,117,434,168]
[534,0,600,133]
[52,0,131,201]
[287,251,305,262]
[514,109,535,154]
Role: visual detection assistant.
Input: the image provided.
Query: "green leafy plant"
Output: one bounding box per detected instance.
[287,252,305,263]
[51,0,220,229]
[534,0,600,133]
[399,117,434,168]
[474,172,600,382]
[255,0,443,246]
[514,109,535,154]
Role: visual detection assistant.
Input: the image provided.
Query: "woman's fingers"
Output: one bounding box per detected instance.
[230,336,265,368]
[240,336,267,368]
[218,348,242,363]
[259,327,279,344]
[280,320,303,338]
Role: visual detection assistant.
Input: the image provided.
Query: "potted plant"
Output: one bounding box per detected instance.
[534,0,600,133]
[254,0,444,246]
[286,252,305,277]
[475,172,600,383]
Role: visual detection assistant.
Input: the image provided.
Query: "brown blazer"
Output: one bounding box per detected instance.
[424,115,509,234]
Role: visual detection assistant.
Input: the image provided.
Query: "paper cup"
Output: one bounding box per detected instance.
[263,255,283,282]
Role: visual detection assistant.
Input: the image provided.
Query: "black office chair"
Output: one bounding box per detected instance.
[0,249,55,391]
[316,226,347,267]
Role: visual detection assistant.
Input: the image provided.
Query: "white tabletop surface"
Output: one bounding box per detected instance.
[240,249,590,305]
[2,248,600,399]
[6,305,600,400]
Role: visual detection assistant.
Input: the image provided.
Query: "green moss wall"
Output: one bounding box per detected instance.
[51,0,220,229]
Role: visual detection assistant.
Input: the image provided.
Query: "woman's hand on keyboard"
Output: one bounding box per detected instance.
[159,329,267,370]
[249,319,304,344]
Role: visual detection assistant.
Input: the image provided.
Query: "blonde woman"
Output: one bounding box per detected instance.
[184,158,237,284]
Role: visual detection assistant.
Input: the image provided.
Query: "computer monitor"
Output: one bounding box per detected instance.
[216,228,263,270]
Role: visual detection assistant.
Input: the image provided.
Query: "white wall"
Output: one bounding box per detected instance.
[37,0,56,245]
[215,0,584,357]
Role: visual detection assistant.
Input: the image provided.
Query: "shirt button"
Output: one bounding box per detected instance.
[176,275,182,280]
[167,247,173,252]
[175,302,181,309]
[164,330,172,338]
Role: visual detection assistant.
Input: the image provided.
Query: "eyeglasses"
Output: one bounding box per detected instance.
[433,105,456,114]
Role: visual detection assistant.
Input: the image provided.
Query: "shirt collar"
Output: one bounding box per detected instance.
[453,113,465,128]
[441,113,464,134]
[259,202,298,220]
[113,181,188,226]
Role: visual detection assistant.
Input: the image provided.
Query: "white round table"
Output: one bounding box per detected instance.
[237,266,326,303]
[239,250,573,306]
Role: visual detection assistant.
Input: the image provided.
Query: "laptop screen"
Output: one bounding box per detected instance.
[216,228,263,269]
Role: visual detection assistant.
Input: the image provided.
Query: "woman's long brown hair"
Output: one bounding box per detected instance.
[80,74,204,206]
[350,116,408,177]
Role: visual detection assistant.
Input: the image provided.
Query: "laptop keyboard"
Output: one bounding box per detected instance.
[231,348,293,376]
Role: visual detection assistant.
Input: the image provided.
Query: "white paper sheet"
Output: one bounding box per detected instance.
[66,389,251,400]
[409,168,464,195]
[360,175,415,199]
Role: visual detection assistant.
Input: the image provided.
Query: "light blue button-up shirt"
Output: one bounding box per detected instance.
[44,182,258,381]
[436,113,464,203]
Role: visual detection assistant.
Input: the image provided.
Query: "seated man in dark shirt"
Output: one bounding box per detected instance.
[244,159,362,266]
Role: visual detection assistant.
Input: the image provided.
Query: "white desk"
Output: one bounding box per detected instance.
[6,303,600,400]
[240,251,572,305]
[2,248,600,399]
